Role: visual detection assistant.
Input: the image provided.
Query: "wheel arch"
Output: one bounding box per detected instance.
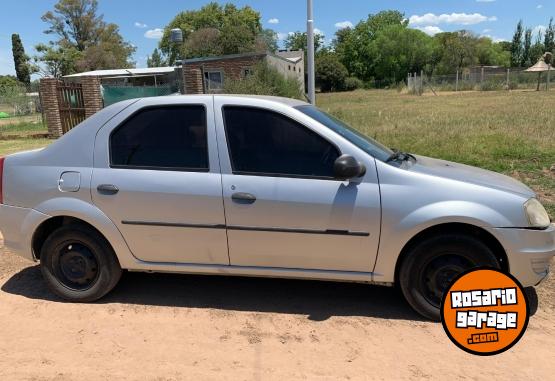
[32,198,137,268]
[393,222,509,285]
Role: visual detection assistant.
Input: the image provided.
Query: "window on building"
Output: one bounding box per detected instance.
[223,106,340,178]
[242,68,254,78]
[204,70,224,92]
[111,106,209,171]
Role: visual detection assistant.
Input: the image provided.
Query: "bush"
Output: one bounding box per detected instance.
[223,62,303,100]
[315,54,348,92]
[344,77,363,91]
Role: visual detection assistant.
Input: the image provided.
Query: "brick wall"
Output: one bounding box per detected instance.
[39,76,104,138]
[39,78,63,138]
[81,76,103,118]
[183,55,264,94]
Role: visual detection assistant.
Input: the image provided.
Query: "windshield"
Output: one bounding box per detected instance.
[295,105,393,162]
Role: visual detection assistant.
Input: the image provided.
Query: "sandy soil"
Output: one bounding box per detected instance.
[0,234,554,380]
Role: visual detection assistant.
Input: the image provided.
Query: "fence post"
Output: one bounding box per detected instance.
[481,67,485,86]
[81,76,103,118]
[455,70,459,92]
[39,78,63,138]
[507,68,510,90]
[420,70,424,95]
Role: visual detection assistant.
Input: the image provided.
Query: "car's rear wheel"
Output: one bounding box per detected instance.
[399,233,500,321]
[40,224,122,302]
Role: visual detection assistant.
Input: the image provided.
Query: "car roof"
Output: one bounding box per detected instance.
[133,94,310,108]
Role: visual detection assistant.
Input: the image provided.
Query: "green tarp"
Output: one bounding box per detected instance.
[0,112,9,118]
[102,85,176,106]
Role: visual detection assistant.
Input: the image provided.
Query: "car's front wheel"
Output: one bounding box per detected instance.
[399,233,500,321]
[40,224,122,302]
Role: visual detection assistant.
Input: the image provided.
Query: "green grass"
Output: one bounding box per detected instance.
[0,138,52,157]
[318,89,555,216]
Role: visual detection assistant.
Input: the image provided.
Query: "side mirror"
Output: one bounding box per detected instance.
[333,154,366,180]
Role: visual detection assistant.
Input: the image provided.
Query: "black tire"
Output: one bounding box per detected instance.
[399,233,500,321]
[40,224,122,302]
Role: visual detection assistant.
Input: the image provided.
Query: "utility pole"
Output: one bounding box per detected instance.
[307,0,316,104]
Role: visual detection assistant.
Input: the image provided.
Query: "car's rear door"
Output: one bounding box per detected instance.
[91,97,229,265]
[214,97,381,272]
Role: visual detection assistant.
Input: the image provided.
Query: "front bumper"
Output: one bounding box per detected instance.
[0,204,50,262]
[488,224,555,287]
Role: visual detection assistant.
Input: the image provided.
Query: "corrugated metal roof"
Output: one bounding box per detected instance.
[64,67,176,78]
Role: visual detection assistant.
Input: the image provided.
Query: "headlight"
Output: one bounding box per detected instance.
[524,198,551,228]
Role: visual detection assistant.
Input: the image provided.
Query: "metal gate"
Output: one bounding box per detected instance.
[57,82,86,134]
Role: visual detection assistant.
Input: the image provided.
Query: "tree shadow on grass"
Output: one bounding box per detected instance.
[5,265,538,322]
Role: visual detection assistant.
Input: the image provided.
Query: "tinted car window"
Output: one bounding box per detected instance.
[111,106,208,170]
[223,107,339,178]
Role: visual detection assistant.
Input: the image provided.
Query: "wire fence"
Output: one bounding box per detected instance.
[407,67,553,95]
[0,84,43,130]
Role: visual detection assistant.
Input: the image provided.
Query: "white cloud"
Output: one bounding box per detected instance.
[277,32,289,41]
[144,28,164,39]
[482,34,507,43]
[537,5,543,9]
[409,13,497,26]
[134,22,147,28]
[482,28,492,33]
[314,28,324,36]
[268,18,279,24]
[415,26,443,36]
[533,25,547,37]
[335,21,354,29]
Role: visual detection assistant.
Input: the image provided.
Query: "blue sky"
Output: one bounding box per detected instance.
[1,0,553,76]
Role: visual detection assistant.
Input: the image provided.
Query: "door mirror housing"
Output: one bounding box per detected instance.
[333,154,366,180]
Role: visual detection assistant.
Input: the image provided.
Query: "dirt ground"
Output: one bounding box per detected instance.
[0,234,554,381]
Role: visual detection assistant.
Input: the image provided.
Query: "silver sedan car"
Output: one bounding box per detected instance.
[0,95,553,320]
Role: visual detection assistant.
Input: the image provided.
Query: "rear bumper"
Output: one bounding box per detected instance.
[488,224,555,287]
[0,204,50,262]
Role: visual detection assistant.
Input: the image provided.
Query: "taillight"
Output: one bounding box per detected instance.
[0,157,4,204]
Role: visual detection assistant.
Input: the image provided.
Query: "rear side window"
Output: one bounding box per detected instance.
[223,106,340,178]
[110,106,208,171]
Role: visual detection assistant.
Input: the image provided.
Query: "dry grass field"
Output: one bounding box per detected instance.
[318,89,555,216]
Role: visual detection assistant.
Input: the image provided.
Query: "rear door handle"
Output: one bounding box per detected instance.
[231,192,256,204]
[97,184,119,195]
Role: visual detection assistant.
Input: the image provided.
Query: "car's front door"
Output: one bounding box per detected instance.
[214,100,381,272]
[92,98,229,265]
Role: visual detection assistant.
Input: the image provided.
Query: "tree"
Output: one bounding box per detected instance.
[37,0,135,75]
[334,10,407,81]
[545,18,555,54]
[434,31,479,74]
[11,34,31,85]
[0,75,20,88]
[33,43,81,78]
[372,25,433,83]
[522,28,532,66]
[147,49,166,68]
[530,31,545,64]
[257,29,278,53]
[284,31,324,52]
[511,20,524,67]
[315,53,348,92]
[159,2,263,64]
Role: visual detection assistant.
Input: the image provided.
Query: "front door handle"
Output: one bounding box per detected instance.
[97,184,119,195]
[231,192,256,204]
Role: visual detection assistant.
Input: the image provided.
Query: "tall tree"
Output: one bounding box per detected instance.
[37,0,135,75]
[159,2,263,64]
[284,32,324,52]
[510,20,524,67]
[11,34,31,85]
[544,18,555,54]
[522,28,532,67]
[147,48,166,68]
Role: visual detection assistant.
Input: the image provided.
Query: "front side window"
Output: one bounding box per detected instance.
[223,106,340,178]
[110,106,208,171]
[204,71,223,91]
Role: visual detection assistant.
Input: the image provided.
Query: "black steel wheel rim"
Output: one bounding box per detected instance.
[420,254,473,308]
[54,242,99,291]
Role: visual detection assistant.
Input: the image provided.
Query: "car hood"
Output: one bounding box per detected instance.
[408,155,535,197]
